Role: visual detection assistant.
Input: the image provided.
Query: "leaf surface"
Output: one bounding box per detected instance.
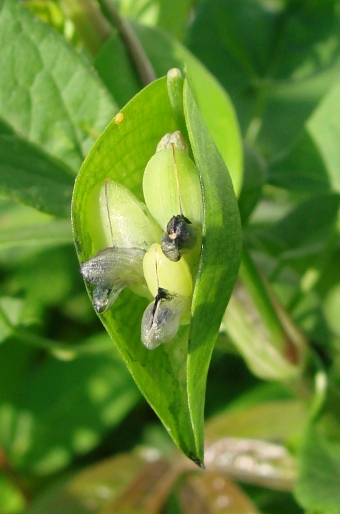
[0,132,74,217]
[0,0,117,173]
[295,425,340,514]
[184,80,242,460]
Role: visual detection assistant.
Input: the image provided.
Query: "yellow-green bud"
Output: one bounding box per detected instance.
[143,133,203,230]
[99,179,162,250]
[143,243,192,299]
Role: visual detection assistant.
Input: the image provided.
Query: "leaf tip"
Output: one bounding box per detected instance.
[189,454,205,469]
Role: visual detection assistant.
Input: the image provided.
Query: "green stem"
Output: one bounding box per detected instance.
[60,0,111,55]
[98,0,156,85]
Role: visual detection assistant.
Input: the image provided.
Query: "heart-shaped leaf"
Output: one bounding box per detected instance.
[72,74,242,464]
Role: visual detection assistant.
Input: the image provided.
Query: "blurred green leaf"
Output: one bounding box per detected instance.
[0,200,72,267]
[268,131,331,193]
[94,30,142,107]
[0,133,74,217]
[0,297,25,344]
[24,0,66,34]
[8,246,79,309]
[0,471,26,513]
[253,193,340,263]
[295,425,340,514]
[25,453,182,514]
[0,219,72,251]
[206,400,307,443]
[0,0,117,173]
[239,143,266,225]
[117,0,193,39]
[187,0,340,159]
[307,77,340,192]
[184,80,242,461]
[0,334,140,474]
[269,75,340,193]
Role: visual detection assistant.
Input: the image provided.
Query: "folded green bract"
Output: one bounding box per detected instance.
[72,70,242,466]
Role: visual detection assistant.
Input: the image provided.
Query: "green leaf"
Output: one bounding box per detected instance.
[72,76,242,464]
[295,425,340,514]
[307,78,340,193]
[239,143,267,224]
[269,76,340,194]
[0,218,72,251]
[117,0,194,40]
[0,132,74,217]
[206,400,307,443]
[0,334,140,474]
[253,193,340,263]
[184,80,242,460]
[0,0,117,173]
[94,30,142,107]
[187,0,340,158]
[0,297,25,344]
[0,471,26,513]
[268,130,331,193]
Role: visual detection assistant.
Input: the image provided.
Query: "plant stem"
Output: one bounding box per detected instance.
[60,0,111,55]
[98,0,156,85]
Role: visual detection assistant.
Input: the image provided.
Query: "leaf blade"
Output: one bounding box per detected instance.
[0,132,74,217]
[184,80,242,461]
[0,0,117,172]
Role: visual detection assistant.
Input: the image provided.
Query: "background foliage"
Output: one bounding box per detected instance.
[1,0,340,512]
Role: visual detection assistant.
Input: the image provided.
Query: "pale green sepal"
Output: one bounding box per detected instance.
[143,146,203,229]
[99,180,162,250]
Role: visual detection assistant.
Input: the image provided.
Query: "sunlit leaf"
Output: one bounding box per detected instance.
[187,0,340,161]
[0,132,74,217]
[0,0,117,173]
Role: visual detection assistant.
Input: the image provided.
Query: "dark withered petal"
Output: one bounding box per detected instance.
[161,215,197,262]
[141,289,190,350]
[80,247,145,312]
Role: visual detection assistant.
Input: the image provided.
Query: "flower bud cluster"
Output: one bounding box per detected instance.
[80,131,203,350]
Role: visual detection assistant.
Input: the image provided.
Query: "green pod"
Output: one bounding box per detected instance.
[142,136,203,230]
[99,179,162,250]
